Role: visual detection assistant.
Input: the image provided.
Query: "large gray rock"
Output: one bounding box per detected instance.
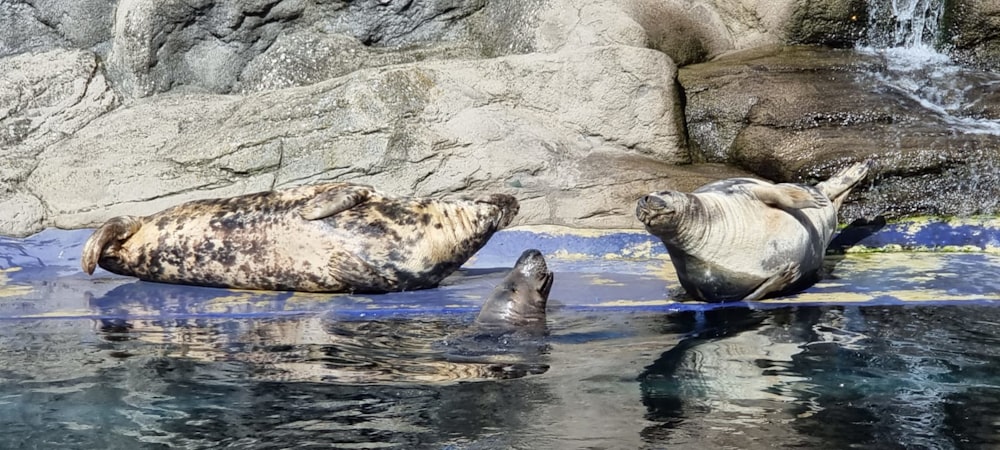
[234,30,480,93]
[0,2,66,57]
[106,0,494,98]
[0,49,118,236]
[784,0,866,47]
[106,0,306,98]
[105,0,872,98]
[680,45,1000,220]
[19,45,689,235]
[531,0,863,67]
[321,0,487,46]
[0,0,117,57]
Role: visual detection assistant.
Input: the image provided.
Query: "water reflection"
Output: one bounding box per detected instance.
[639,305,1000,449]
[0,314,558,449]
[4,304,1000,447]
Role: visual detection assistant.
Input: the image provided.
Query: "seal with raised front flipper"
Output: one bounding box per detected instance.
[635,161,870,302]
[80,182,519,293]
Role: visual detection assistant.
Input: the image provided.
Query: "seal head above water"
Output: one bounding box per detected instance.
[473,249,554,334]
[635,162,870,302]
[81,182,519,293]
[436,248,554,378]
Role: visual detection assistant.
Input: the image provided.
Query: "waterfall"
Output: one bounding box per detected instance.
[864,0,944,50]
[859,0,1000,135]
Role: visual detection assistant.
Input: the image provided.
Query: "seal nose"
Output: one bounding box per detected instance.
[638,195,667,210]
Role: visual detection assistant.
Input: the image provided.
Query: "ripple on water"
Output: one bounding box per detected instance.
[4,301,1000,447]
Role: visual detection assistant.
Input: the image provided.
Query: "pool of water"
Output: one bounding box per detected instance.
[2,225,1000,449]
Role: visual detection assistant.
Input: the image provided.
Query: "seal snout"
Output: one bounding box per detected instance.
[474,248,553,330]
[635,192,676,225]
[514,249,554,297]
[476,193,520,229]
[638,194,668,211]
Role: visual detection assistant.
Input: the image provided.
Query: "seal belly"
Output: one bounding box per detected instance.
[668,250,766,301]
[674,200,832,301]
[91,183,515,293]
[109,208,339,291]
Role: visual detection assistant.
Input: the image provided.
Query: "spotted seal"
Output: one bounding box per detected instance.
[81,182,519,293]
[635,162,870,302]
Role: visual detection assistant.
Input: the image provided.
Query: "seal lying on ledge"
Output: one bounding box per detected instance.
[635,161,870,302]
[81,183,519,293]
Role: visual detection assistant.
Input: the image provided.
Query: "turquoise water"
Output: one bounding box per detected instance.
[3,227,1000,448]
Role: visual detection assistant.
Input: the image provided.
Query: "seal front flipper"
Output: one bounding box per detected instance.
[298,184,375,220]
[81,216,142,275]
[323,247,406,293]
[741,262,800,301]
[747,184,830,210]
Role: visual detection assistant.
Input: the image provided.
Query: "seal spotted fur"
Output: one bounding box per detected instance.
[81,182,519,293]
[635,162,870,302]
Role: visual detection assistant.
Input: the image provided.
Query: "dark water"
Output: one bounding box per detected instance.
[3,303,1000,449]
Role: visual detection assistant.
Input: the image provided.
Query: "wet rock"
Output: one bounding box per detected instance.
[680,45,1000,220]
[945,0,1000,70]
[624,0,864,66]
[785,0,867,47]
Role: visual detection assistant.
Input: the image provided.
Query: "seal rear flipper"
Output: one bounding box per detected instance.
[80,216,142,275]
[748,184,830,210]
[815,161,872,205]
[299,184,375,221]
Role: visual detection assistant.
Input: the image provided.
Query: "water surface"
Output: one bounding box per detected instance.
[3,228,1000,448]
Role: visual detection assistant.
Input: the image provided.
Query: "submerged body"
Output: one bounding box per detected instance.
[636,162,870,302]
[437,248,555,377]
[81,183,519,293]
[474,249,554,333]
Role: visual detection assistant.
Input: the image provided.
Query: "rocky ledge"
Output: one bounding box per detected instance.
[1,0,999,237]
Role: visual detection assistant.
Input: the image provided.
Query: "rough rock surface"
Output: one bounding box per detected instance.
[0,49,118,236]
[946,0,1000,70]
[1,0,999,237]
[25,45,690,232]
[0,0,116,58]
[680,45,1000,220]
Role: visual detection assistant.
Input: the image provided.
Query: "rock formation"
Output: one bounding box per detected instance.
[0,0,998,237]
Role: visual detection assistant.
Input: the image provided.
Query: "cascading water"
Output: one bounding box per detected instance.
[864,0,943,49]
[859,0,1000,135]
